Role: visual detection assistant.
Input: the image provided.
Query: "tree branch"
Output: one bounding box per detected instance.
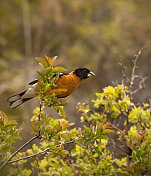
[129,46,146,98]
[38,101,42,137]
[108,124,123,133]
[8,147,50,164]
[7,140,75,165]
[131,75,148,95]
[0,135,39,170]
[67,155,77,176]
[114,162,125,171]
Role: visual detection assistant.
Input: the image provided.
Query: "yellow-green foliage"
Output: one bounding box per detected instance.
[0,57,151,176]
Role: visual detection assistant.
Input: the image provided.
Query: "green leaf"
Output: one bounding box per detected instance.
[96,93,103,98]
[35,57,49,68]
[84,138,92,145]
[4,120,18,127]
[84,125,91,134]
[59,119,74,129]
[44,84,51,92]
[140,150,149,157]
[30,122,37,131]
[93,153,99,158]
[52,67,67,73]
[33,107,40,115]
[45,67,52,75]
[0,110,8,124]
[57,98,68,106]
[76,139,85,146]
[32,144,38,150]
[36,71,45,78]
[103,129,114,134]
[53,106,66,118]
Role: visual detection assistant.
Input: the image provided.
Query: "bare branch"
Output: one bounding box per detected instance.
[0,135,39,170]
[131,76,148,95]
[35,156,40,174]
[67,155,77,176]
[119,46,147,99]
[38,101,42,137]
[129,46,146,98]
[108,124,123,133]
[114,162,125,171]
[8,147,50,164]
[118,62,129,85]
[7,140,75,165]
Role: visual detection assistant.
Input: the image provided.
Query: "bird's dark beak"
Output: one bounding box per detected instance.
[88,71,95,77]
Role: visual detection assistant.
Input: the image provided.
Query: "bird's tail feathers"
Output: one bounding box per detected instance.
[7,90,26,102]
[7,90,33,109]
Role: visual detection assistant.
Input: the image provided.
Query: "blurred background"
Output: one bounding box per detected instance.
[0,0,151,142]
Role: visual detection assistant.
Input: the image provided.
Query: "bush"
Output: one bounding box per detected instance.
[0,55,151,176]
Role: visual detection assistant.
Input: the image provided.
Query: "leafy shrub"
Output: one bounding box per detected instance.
[0,56,150,176]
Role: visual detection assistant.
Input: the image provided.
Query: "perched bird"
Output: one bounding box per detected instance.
[8,68,95,108]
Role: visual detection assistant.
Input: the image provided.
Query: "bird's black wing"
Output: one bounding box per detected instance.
[29,79,39,85]
[54,72,69,77]
[28,72,69,85]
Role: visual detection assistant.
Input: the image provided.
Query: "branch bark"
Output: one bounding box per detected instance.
[0,135,39,170]
[129,46,146,98]
[7,140,75,165]
[8,147,50,164]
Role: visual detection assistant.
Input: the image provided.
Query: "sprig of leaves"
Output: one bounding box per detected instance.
[35,56,67,118]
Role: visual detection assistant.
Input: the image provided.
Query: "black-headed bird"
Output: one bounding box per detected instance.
[8,68,95,109]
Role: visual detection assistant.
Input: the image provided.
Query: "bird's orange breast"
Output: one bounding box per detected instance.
[48,72,82,98]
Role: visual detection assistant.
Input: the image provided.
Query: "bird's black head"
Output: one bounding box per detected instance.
[74,68,95,79]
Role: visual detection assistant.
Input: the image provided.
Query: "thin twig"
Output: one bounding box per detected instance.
[130,49,142,90]
[124,114,129,134]
[38,101,42,137]
[7,140,75,164]
[0,135,39,170]
[119,47,147,99]
[131,76,148,95]
[8,148,50,164]
[118,62,128,85]
[114,162,125,171]
[67,155,77,176]
[129,46,146,98]
[35,156,40,174]
[108,124,123,133]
